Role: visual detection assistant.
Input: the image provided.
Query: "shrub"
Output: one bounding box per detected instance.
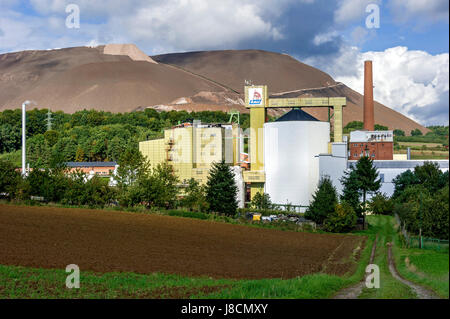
[324,202,357,233]
[368,193,394,215]
[251,192,272,210]
[181,178,208,212]
[167,210,208,220]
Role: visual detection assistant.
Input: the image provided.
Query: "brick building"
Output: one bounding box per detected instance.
[348,130,394,160]
[65,162,118,176]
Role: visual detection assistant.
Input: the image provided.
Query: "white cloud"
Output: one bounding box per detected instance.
[305,46,449,125]
[7,0,287,54]
[115,0,284,52]
[334,0,381,25]
[313,31,339,45]
[389,0,449,24]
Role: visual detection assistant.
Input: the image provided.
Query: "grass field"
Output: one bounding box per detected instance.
[393,239,449,298]
[398,142,444,148]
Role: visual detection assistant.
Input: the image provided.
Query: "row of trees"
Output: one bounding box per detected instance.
[0,108,250,166]
[0,150,239,216]
[304,156,449,237]
[305,156,381,232]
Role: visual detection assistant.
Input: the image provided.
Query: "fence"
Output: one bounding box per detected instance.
[406,236,449,251]
[395,214,449,251]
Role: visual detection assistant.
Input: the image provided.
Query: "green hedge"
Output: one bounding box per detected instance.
[167,210,209,220]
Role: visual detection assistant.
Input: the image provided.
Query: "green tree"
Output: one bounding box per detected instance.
[393,129,405,137]
[411,129,423,136]
[0,159,21,198]
[75,147,85,162]
[182,178,208,212]
[353,156,381,212]
[26,168,68,203]
[251,192,272,210]
[44,130,59,147]
[414,161,445,193]
[375,124,388,131]
[343,121,363,134]
[150,163,179,208]
[368,192,393,215]
[305,177,338,224]
[340,169,362,217]
[392,169,419,199]
[205,161,238,216]
[324,202,357,233]
[115,147,149,189]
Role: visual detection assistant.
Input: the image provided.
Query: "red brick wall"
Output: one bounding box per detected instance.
[349,142,393,160]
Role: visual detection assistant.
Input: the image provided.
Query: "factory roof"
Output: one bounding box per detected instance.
[65,162,117,167]
[348,160,449,169]
[275,108,319,122]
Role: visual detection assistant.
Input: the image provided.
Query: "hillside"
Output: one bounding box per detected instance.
[0,45,429,133]
[0,45,225,113]
[153,50,429,134]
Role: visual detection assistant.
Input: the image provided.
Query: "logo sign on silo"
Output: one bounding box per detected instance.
[249,88,263,105]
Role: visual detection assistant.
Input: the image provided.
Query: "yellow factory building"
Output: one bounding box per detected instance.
[139,122,241,185]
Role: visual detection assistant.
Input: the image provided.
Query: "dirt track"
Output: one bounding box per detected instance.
[0,204,363,279]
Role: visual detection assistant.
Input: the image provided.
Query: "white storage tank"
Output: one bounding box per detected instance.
[264,109,330,208]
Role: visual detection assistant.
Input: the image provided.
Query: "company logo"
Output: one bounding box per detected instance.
[249,89,263,105]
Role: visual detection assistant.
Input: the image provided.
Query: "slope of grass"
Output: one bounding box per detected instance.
[393,238,449,298]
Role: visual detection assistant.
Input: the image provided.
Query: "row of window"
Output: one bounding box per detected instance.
[352,143,386,147]
[352,152,376,158]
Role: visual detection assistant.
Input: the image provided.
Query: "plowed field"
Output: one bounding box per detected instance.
[0,204,364,279]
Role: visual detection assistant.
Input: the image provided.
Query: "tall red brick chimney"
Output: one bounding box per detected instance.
[364,60,375,131]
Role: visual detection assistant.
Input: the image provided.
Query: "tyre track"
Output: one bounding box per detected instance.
[333,234,378,299]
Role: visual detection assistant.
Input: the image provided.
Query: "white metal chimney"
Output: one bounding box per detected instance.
[22,101,35,176]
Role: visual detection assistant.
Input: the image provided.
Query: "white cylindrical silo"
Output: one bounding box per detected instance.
[264,110,330,207]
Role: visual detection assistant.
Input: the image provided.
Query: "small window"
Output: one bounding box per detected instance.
[380,174,385,183]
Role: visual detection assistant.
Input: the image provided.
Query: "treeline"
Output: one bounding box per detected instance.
[0,108,250,167]
[0,149,239,216]
[392,162,449,240]
[302,157,448,237]
[303,156,382,233]
[343,121,449,145]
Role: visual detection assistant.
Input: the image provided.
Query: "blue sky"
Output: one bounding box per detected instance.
[0,0,448,125]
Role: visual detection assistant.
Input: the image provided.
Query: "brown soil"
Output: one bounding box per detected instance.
[0,204,362,279]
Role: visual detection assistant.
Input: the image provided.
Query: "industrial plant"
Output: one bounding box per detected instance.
[139,61,449,210]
